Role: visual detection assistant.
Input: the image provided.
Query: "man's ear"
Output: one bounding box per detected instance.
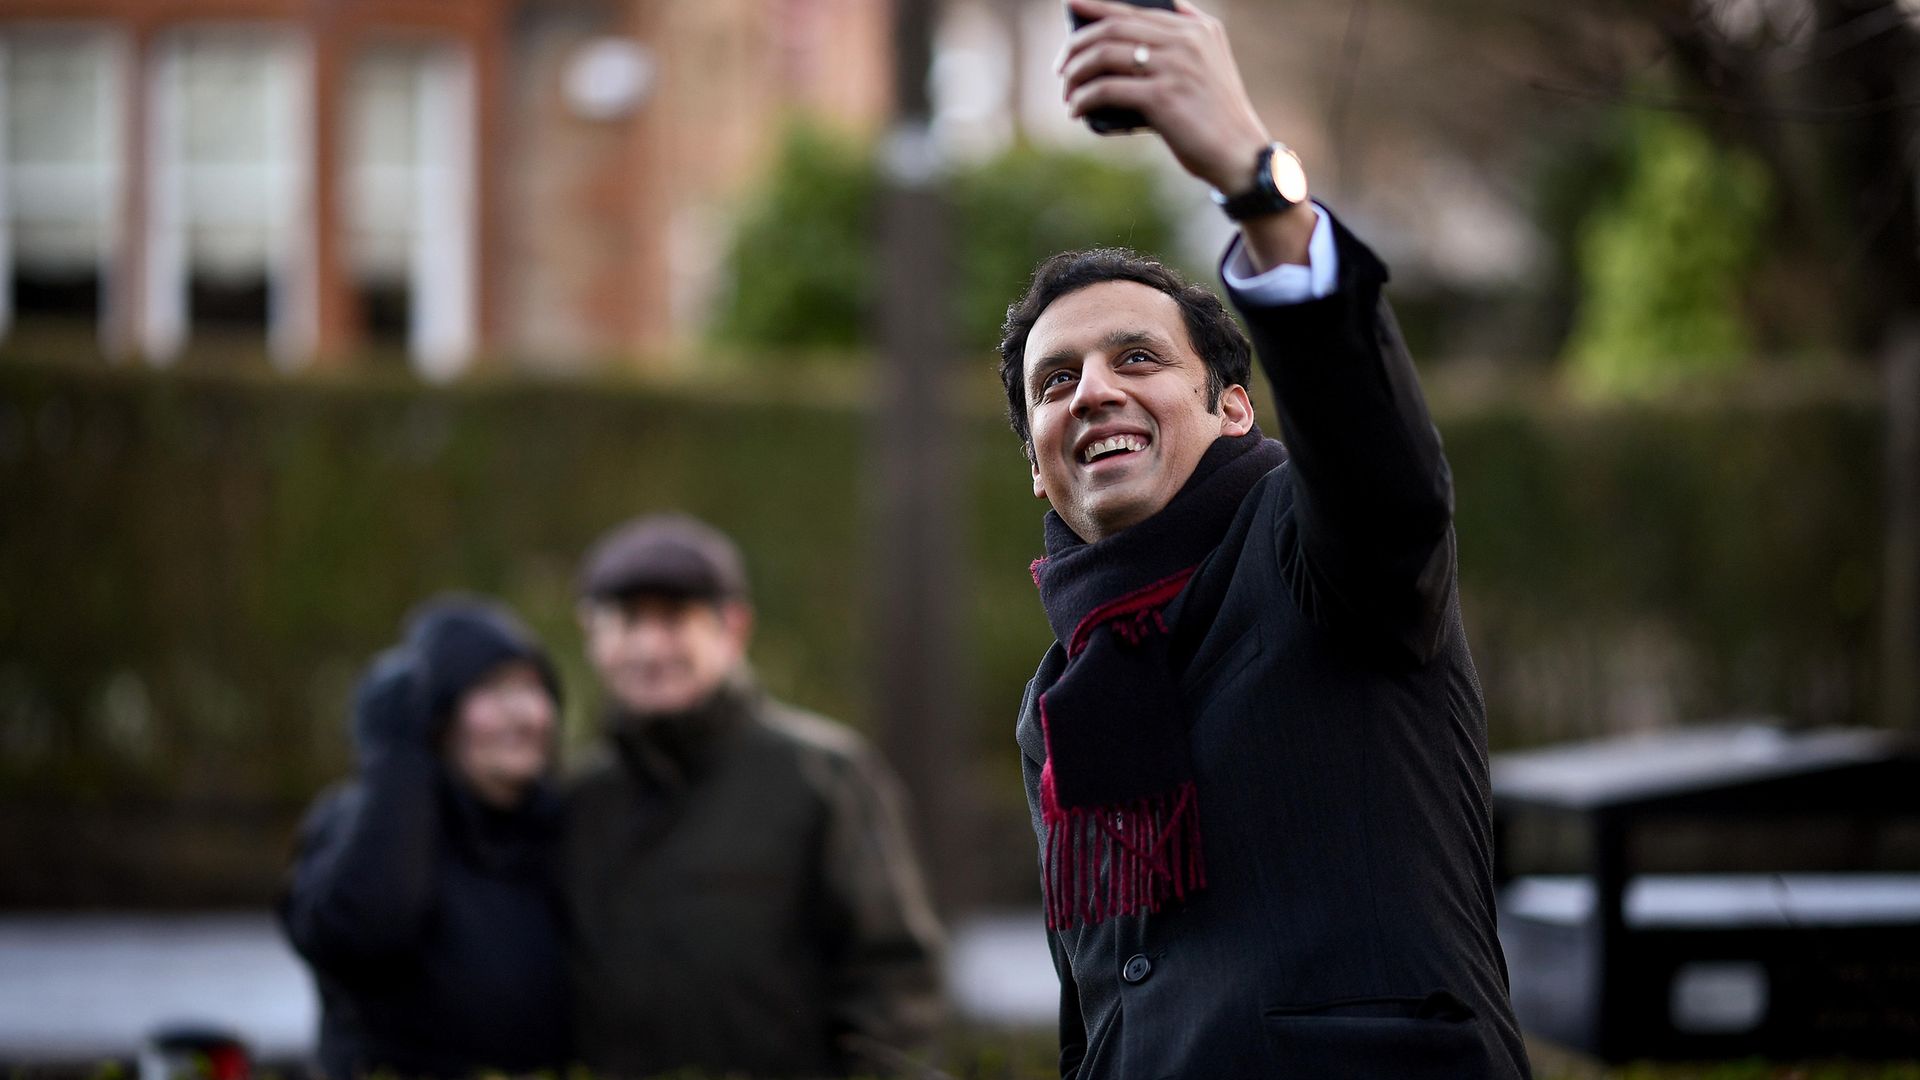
[1218,384,1254,436]
[1028,444,1048,500]
[720,600,755,653]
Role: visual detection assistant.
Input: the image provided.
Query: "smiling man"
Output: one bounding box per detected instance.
[1001,2,1532,1077]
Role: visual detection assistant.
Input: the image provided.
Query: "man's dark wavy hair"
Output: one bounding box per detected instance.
[997,247,1252,460]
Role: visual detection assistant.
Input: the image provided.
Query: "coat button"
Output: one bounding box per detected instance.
[1122,954,1152,984]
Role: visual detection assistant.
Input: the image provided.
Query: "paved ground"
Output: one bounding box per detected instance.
[0,910,1057,1065]
[946,911,1060,1026]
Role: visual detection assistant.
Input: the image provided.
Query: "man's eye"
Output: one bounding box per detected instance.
[1120,350,1155,366]
[1042,370,1076,392]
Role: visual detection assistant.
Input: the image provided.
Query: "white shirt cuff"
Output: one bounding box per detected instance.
[1220,200,1338,304]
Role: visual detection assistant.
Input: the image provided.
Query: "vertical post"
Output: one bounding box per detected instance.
[308,7,355,367]
[468,5,507,359]
[410,44,476,380]
[270,30,318,370]
[622,0,671,361]
[872,0,976,913]
[995,0,1027,146]
[1590,812,1629,1059]
[110,23,149,363]
[139,30,184,366]
[1883,321,1920,733]
[1885,75,1920,734]
[0,37,13,344]
[96,28,134,361]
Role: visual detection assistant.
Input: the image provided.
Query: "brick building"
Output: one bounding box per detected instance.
[0,0,891,376]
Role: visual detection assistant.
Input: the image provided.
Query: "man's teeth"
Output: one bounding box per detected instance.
[1081,435,1148,463]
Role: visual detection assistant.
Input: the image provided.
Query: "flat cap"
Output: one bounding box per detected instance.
[577,513,749,602]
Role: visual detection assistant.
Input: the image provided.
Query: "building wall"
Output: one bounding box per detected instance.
[0,0,893,374]
[503,1,646,368]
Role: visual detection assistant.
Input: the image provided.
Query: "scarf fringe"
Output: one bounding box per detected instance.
[1039,766,1206,931]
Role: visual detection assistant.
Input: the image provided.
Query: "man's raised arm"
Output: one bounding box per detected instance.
[1058,0,1314,270]
[1058,0,1455,662]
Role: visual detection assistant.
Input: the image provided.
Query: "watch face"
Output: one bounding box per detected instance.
[1269,146,1308,204]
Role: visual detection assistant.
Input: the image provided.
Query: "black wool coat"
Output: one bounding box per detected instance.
[1017,213,1532,1080]
[560,683,944,1079]
[280,748,569,1079]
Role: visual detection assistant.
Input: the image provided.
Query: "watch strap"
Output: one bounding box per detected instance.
[1211,143,1302,222]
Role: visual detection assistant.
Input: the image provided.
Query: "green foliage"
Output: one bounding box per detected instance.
[947,145,1174,353]
[712,124,1175,357]
[711,123,881,351]
[0,364,1887,905]
[1565,112,1771,397]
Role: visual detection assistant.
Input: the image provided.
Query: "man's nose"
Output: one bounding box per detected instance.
[1070,360,1124,419]
[627,617,680,658]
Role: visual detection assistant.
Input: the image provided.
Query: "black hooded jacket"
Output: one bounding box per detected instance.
[283,762,568,1077]
[280,599,569,1078]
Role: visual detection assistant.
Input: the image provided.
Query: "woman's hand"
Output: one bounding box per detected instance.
[351,646,431,762]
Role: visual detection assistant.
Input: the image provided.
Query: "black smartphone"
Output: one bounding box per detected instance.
[1067,0,1178,134]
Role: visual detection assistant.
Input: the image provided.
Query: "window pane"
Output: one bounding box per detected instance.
[5,30,116,273]
[171,34,294,280]
[347,45,423,283]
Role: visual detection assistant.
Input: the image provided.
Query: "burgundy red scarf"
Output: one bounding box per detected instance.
[1032,428,1287,929]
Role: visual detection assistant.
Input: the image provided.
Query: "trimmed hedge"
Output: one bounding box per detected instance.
[0,362,1889,905]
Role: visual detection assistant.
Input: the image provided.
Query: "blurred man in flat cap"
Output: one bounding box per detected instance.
[560,513,944,1078]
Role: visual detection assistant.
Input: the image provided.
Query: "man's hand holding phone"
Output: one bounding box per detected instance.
[1065,0,1175,133]
[1057,0,1314,271]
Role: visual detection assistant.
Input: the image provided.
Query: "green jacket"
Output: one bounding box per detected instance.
[561,678,944,1077]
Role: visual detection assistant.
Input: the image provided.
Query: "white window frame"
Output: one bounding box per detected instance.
[408,43,476,380]
[141,25,316,369]
[0,24,130,353]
